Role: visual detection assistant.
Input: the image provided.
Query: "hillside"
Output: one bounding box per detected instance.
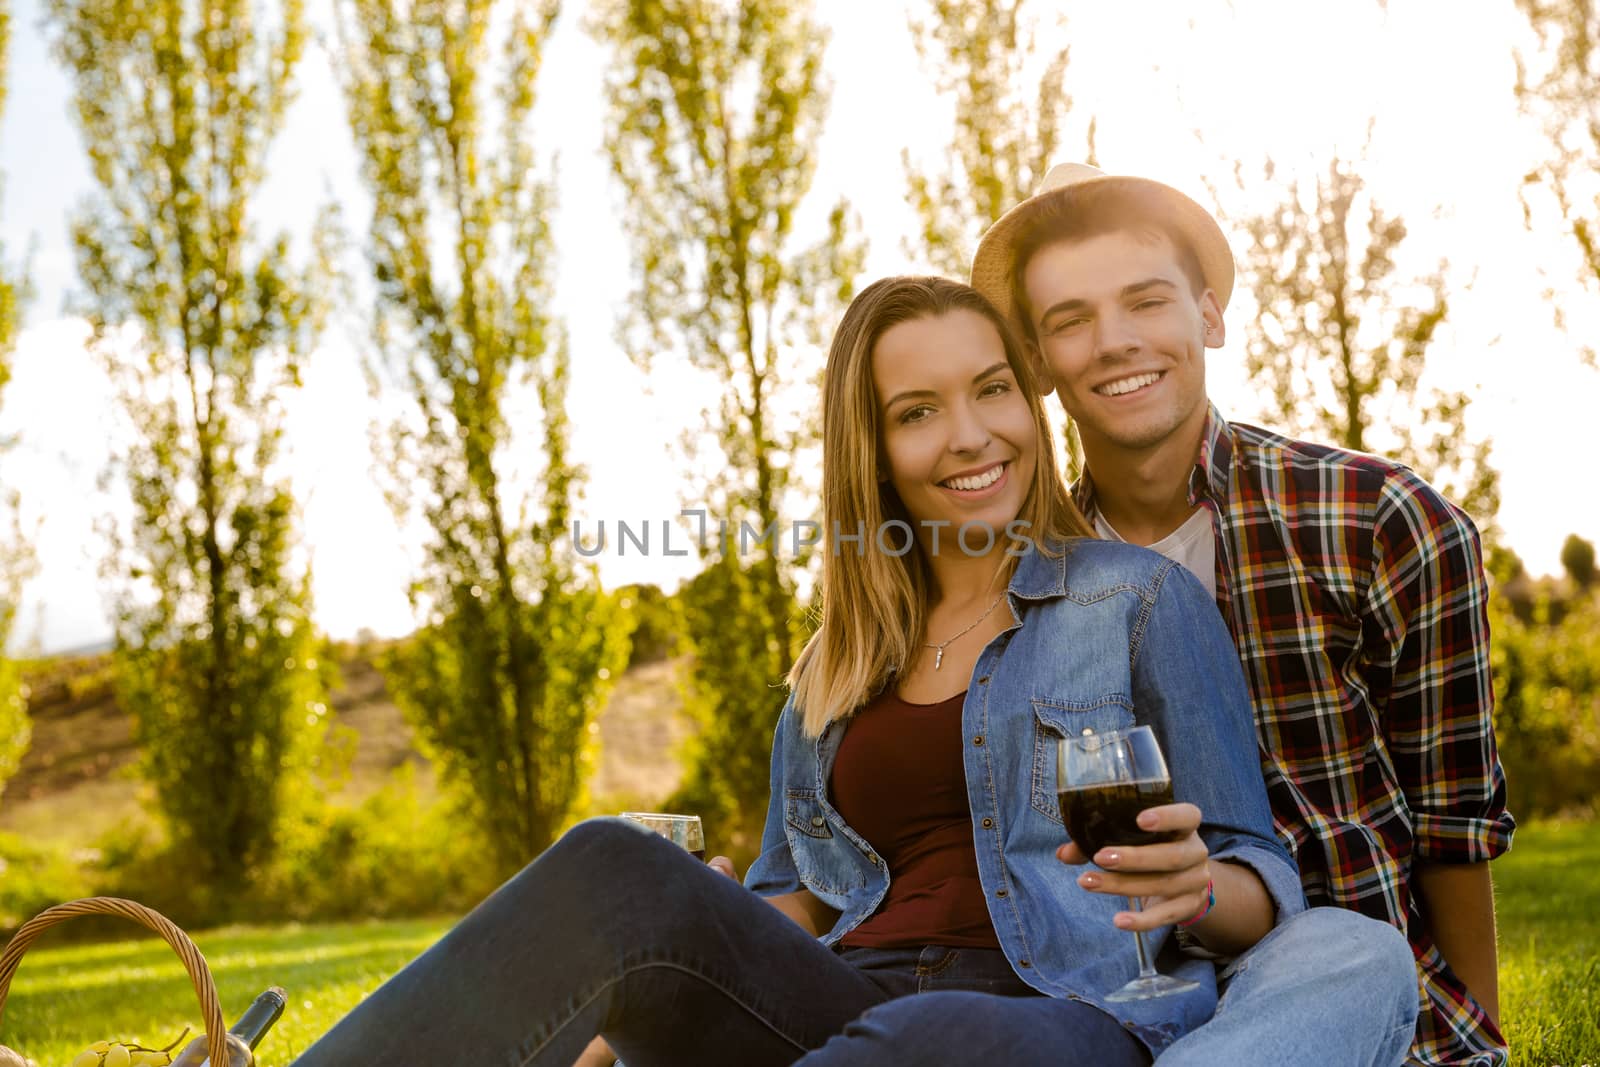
[0,647,696,847]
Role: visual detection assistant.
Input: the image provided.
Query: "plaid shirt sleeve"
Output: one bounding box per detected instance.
[1364,470,1514,864]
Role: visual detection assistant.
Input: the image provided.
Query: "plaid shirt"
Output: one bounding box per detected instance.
[1076,407,1515,1066]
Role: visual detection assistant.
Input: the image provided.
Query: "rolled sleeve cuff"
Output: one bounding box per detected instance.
[1413,809,1517,864]
[744,842,802,896]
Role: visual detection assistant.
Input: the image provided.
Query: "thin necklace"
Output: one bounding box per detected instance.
[924,592,1005,670]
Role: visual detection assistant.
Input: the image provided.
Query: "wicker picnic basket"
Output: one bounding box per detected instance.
[0,897,233,1067]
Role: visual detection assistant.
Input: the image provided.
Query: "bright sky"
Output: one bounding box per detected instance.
[2,0,1597,654]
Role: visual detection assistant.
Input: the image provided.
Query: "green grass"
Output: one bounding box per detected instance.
[0,917,450,1066]
[1,821,1595,1066]
[1495,820,1600,1066]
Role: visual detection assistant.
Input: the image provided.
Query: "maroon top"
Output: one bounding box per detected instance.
[829,688,1000,949]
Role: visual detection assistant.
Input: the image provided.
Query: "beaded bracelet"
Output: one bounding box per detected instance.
[1176,876,1216,928]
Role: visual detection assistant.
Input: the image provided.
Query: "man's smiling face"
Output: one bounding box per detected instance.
[1021,229,1223,457]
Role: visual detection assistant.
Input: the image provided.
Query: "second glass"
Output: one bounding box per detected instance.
[619,811,706,860]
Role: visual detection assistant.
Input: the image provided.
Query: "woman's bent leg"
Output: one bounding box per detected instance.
[290,819,890,1067]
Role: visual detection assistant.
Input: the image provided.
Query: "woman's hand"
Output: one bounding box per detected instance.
[1056,802,1213,932]
[1058,802,1278,954]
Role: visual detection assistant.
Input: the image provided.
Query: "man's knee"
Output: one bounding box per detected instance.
[1160,909,1420,1066]
[1277,908,1415,988]
[1236,906,1418,1035]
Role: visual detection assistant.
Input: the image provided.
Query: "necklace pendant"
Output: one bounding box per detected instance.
[933,647,944,670]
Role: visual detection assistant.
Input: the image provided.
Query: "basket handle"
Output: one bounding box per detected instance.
[0,897,231,1065]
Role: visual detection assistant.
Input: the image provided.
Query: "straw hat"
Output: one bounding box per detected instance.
[970,162,1235,328]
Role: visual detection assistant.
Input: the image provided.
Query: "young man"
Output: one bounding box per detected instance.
[972,163,1514,1066]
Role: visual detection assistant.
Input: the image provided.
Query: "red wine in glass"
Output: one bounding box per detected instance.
[1057,779,1182,857]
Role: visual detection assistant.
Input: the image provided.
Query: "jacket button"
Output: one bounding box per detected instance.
[977,675,991,685]
[972,735,984,746]
[868,853,881,865]
[811,816,825,827]
[995,888,1008,898]
[1018,959,1031,968]
[1080,727,1094,737]
[981,817,994,829]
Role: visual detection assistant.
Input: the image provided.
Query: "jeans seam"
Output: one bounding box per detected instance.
[522,959,814,1065]
[914,948,960,979]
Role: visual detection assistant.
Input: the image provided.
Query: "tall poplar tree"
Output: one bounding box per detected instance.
[1230,156,1500,529]
[335,0,631,873]
[0,0,35,803]
[48,0,331,878]
[1517,0,1600,363]
[903,0,1089,473]
[593,0,865,853]
[903,0,1086,277]
[1561,533,1597,589]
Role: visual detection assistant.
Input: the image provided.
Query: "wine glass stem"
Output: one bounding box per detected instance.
[1128,895,1158,979]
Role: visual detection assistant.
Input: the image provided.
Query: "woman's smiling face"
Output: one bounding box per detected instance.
[872,308,1038,551]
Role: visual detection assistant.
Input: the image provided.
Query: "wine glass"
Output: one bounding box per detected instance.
[1057,725,1200,1002]
[619,812,706,859]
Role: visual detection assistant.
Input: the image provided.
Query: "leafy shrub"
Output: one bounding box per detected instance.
[92,765,503,928]
[254,764,500,921]
[0,831,93,934]
[383,580,633,878]
[1491,588,1600,818]
[619,583,685,668]
[0,656,28,804]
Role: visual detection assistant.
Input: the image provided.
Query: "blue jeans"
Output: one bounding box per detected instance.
[1155,907,1419,1066]
[290,819,1150,1066]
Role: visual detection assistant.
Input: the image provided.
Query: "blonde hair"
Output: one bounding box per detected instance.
[788,276,1092,736]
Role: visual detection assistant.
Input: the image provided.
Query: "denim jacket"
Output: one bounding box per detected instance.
[745,537,1306,1053]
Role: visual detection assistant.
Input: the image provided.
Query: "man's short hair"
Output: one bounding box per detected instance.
[1007,183,1208,346]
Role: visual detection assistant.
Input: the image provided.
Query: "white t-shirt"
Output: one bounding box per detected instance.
[1093,506,1217,602]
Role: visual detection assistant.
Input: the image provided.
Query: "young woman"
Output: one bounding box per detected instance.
[289,277,1302,1067]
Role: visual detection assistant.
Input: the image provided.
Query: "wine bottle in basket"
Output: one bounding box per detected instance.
[169,987,286,1067]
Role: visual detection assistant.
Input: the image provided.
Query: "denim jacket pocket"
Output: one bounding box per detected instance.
[783,789,864,897]
[1029,697,1137,823]
[785,790,834,839]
